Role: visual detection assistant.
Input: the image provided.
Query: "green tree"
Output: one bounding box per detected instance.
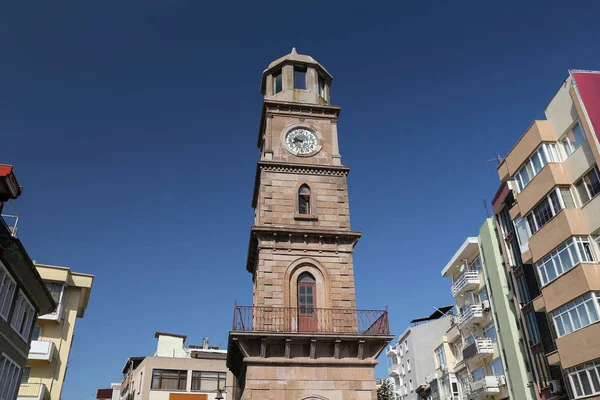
[377,378,396,400]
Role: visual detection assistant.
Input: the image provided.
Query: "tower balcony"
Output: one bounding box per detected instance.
[451,271,480,297]
[232,305,390,336]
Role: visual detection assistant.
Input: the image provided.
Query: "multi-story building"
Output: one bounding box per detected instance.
[97,383,121,400]
[0,165,56,400]
[495,70,600,400]
[120,332,232,400]
[226,48,393,399]
[18,263,93,400]
[386,311,452,399]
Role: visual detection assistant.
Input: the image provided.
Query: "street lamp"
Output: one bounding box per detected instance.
[215,389,224,400]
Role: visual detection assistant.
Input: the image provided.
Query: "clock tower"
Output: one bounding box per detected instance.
[226,49,393,400]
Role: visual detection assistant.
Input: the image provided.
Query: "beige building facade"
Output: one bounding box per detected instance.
[17,263,93,400]
[226,49,393,400]
[496,70,600,399]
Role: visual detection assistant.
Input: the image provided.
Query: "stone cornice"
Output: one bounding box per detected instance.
[246,226,362,274]
[251,161,350,208]
[257,100,341,147]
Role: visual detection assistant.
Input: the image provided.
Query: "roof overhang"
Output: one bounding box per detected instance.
[441,237,479,277]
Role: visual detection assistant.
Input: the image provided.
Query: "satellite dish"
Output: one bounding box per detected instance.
[459,264,465,272]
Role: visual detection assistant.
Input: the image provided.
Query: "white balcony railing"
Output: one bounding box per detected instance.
[386,345,398,357]
[18,383,47,400]
[28,340,56,361]
[451,271,480,296]
[458,305,484,327]
[475,338,494,354]
[388,364,400,377]
[470,376,504,394]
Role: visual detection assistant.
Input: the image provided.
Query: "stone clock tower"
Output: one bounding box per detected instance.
[226,49,393,400]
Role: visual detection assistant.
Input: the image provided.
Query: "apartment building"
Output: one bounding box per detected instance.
[442,236,508,399]
[0,165,56,400]
[97,384,121,400]
[18,264,93,400]
[120,333,233,400]
[494,70,600,400]
[386,311,453,399]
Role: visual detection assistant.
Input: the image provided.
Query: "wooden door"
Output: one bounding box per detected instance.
[298,273,317,332]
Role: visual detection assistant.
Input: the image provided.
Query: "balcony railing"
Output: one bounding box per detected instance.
[28,340,56,361]
[451,271,480,296]
[458,305,485,328]
[18,383,48,400]
[232,306,390,335]
[462,338,494,360]
[470,376,504,394]
[388,364,400,376]
[386,344,399,357]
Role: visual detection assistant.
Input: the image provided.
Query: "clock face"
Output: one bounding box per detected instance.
[285,128,318,155]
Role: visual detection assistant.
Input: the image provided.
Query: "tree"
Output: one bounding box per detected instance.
[377,378,396,400]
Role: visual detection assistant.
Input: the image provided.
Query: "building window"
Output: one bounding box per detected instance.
[10,290,36,340]
[150,369,187,390]
[472,367,485,382]
[524,311,541,345]
[490,358,504,377]
[514,143,561,191]
[273,70,282,94]
[513,216,531,252]
[516,275,531,305]
[31,326,42,341]
[483,322,497,341]
[435,346,446,368]
[561,121,586,157]
[404,339,408,352]
[0,262,16,321]
[298,185,311,214]
[536,236,595,287]
[409,379,413,391]
[297,272,316,313]
[575,166,600,205]
[567,359,600,399]
[453,341,463,362]
[318,75,325,98]
[407,358,411,372]
[401,363,405,376]
[294,66,307,89]
[551,292,600,338]
[469,255,482,271]
[0,353,21,400]
[532,351,551,389]
[43,282,64,317]
[21,366,31,385]
[191,371,226,392]
[525,187,574,235]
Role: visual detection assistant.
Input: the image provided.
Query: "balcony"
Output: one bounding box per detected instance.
[388,364,400,377]
[386,345,398,357]
[451,271,480,297]
[458,304,487,328]
[28,340,56,361]
[462,338,494,360]
[232,306,390,335]
[38,299,63,321]
[18,383,48,400]
[470,376,505,395]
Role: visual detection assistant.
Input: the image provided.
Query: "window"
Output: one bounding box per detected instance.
[536,236,595,287]
[407,358,411,372]
[452,341,463,362]
[561,121,586,157]
[0,353,21,400]
[435,345,446,368]
[297,272,315,314]
[21,367,31,385]
[318,75,325,98]
[404,339,408,352]
[469,255,482,271]
[525,311,541,345]
[526,187,574,234]
[293,66,306,89]
[10,290,35,340]
[575,166,600,205]
[567,359,600,399]
[0,262,16,321]
[31,326,41,341]
[409,379,413,392]
[273,70,282,94]
[43,282,63,317]
[516,275,531,304]
[483,322,497,341]
[191,371,226,392]
[490,358,504,376]
[151,369,187,390]
[533,351,551,389]
[298,185,311,214]
[551,292,600,338]
[472,367,485,382]
[514,216,531,253]
[514,143,561,191]
[401,363,405,376]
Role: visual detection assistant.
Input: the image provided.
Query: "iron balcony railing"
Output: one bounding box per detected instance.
[232,305,390,335]
[458,304,483,327]
[451,271,480,296]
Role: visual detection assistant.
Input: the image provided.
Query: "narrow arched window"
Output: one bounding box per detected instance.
[298,272,316,313]
[298,185,311,214]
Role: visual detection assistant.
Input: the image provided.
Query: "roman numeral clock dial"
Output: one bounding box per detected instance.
[285,128,318,156]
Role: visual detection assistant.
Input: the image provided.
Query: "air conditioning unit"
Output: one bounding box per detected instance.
[481,300,491,311]
[550,379,562,394]
[498,375,507,386]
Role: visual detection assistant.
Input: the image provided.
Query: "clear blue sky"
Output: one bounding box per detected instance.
[2,1,600,397]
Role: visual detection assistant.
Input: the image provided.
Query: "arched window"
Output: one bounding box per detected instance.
[297,272,316,331]
[298,185,311,214]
